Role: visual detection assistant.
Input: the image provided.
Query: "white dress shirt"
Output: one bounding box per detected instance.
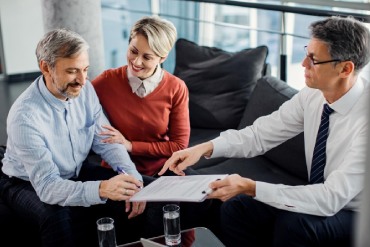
[127,65,164,97]
[211,77,369,216]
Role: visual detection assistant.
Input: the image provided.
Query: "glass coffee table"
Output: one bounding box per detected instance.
[118,227,225,247]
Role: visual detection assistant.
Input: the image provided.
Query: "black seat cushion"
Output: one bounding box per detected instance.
[174,38,268,130]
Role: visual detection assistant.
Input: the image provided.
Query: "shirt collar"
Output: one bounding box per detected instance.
[329,77,366,115]
[38,75,70,111]
[127,65,163,93]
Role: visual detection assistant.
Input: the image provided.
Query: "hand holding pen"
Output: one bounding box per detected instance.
[116,166,146,218]
[206,174,256,201]
[98,171,141,201]
[116,166,143,190]
[201,178,221,198]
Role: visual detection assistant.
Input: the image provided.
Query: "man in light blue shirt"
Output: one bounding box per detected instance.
[0,28,150,246]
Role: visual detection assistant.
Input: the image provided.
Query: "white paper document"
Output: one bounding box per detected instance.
[129,174,228,202]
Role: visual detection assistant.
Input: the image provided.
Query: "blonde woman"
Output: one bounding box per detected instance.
[93,16,190,176]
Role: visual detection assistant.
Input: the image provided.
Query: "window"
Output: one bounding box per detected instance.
[101,0,370,89]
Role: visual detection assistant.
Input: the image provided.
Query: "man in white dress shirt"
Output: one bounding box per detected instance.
[159,16,370,247]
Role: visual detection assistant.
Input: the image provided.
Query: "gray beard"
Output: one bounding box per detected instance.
[51,77,79,100]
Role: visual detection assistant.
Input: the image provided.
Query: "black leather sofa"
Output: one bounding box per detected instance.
[0,40,307,246]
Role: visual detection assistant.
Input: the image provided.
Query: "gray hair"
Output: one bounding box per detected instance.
[309,16,370,74]
[36,28,89,69]
[129,16,177,58]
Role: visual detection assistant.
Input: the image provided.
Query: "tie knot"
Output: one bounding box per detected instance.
[323,104,334,117]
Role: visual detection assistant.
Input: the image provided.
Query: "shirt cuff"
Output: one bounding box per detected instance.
[128,169,143,182]
[254,181,278,203]
[210,136,228,158]
[88,181,107,204]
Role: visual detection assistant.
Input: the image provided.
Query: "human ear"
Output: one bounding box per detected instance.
[339,61,354,78]
[159,56,167,64]
[40,61,51,75]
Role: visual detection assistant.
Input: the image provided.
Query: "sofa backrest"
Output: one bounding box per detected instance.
[238,76,308,181]
[173,38,269,130]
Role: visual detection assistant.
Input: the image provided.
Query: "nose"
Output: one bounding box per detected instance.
[76,71,87,85]
[133,56,143,66]
[302,55,311,68]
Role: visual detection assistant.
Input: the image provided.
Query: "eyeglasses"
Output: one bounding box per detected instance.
[304,46,342,66]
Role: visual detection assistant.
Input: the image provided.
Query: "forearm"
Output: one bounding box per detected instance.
[199,141,214,158]
[131,138,189,157]
[99,180,109,199]
[244,179,256,197]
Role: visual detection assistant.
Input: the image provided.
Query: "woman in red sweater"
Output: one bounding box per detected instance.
[92,16,190,177]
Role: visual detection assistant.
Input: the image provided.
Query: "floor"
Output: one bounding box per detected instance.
[0,76,32,145]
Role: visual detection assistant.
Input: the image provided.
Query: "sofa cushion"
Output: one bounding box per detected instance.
[189,128,223,147]
[238,76,298,129]
[174,38,268,130]
[238,76,307,181]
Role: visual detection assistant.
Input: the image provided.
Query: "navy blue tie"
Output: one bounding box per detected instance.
[310,104,334,184]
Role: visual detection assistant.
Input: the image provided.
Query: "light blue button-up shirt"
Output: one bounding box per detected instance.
[2,76,142,206]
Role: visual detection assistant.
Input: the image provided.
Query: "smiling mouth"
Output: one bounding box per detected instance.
[131,63,143,72]
[68,82,82,89]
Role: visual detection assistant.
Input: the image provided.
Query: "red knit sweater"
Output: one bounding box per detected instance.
[92,66,190,176]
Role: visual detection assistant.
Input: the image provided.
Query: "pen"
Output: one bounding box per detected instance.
[116,166,128,175]
[117,166,143,189]
[202,178,221,194]
[202,187,213,195]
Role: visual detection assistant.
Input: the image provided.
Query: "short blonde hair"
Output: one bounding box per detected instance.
[129,16,177,57]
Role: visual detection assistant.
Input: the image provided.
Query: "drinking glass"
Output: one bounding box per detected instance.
[163,204,181,246]
[96,217,117,247]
